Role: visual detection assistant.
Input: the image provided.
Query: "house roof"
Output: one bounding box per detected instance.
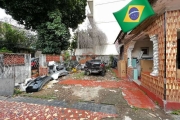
[130,0,180,34]
[114,30,127,44]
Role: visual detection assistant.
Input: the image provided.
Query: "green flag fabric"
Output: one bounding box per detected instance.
[113,0,155,33]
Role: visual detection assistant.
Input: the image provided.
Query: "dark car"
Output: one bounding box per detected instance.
[84,59,106,76]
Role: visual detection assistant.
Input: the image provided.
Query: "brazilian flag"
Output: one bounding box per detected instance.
[113,0,155,33]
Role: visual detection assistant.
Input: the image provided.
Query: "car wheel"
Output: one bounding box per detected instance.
[101,71,105,76]
[86,71,90,76]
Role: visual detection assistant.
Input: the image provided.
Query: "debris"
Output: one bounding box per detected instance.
[111,77,116,79]
[158,117,162,120]
[25,78,33,85]
[26,76,52,93]
[149,113,156,117]
[122,92,126,96]
[54,90,59,92]
[62,86,70,89]
[109,90,117,93]
[124,116,132,120]
[19,83,26,92]
[48,99,53,102]
[75,84,82,87]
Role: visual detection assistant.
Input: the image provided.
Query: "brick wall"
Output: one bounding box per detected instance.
[3,54,24,65]
[46,54,61,62]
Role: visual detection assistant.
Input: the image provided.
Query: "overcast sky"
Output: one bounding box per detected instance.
[0,8,11,19]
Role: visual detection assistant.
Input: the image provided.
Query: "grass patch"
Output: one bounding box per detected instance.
[72,71,85,79]
[22,93,57,100]
[132,107,139,111]
[171,110,180,115]
[14,88,23,96]
[154,101,159,105]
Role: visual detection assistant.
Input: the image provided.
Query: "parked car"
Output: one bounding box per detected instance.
[84,59,106,76]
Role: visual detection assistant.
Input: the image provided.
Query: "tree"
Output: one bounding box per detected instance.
[77,20,107,49]
[0,0,86,54]
[70,33,78,56]
[0,22,27,52]
[0,0,86,29]
[36,10,70,54]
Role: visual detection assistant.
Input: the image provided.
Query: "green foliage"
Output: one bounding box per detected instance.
[22,93,57,100]
[70,33,78,55]
[63,50,70,62]
[0,23,31,52]
[0,47,12,53]
[1,0,86,30]
[73,71,85,79]
[109,55,114,67]
[132,107,139,111]
[171,110,180,115]
[71,35,78,49]
[1,0,86,54]
[14,88,23,95]
[36,10,70,54]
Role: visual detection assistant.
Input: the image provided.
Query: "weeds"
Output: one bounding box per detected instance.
[22,94,57,100]
[73,71,85,79]
[132,107,139,111]
[14,88,23,95]
[154,101,159,105]
[171,110,180,115]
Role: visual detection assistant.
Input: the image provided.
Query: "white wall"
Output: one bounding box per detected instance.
[94,0,131,44]
[95,44,118,55]
[132,40,153,58]
[78,0,131,55]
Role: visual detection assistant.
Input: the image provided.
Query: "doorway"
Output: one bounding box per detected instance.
[176,31,180,79]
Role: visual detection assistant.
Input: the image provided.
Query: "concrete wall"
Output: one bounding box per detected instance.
[94,0,131,44]
[95,44,118,55]
[0,54,31,84]
[132,40,153,58]
[78,0,132,56]
[0,78,14,96]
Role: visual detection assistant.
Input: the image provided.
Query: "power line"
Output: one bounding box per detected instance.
[95,0,126,6]
[96,21,117,24]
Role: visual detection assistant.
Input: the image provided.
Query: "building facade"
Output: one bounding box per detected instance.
[116,0,180,110]
[76,0,132,62]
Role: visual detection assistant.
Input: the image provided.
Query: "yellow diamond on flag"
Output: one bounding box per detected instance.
[124,5,145,22]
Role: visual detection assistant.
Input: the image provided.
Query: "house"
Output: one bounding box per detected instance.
[115,0,180,111]
[75,0,132,63]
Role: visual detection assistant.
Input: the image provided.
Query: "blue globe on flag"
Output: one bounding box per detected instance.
[129,7,139,20]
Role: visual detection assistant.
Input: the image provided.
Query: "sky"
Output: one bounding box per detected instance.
[0,0,129,37]
[0,8,11,19]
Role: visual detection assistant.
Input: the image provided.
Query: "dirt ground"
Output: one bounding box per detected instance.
[20,69,177,120]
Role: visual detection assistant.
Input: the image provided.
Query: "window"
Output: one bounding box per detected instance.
[141,47,149,55]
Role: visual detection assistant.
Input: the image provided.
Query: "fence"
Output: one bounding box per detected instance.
[0,53,31,83]
[38,54,63,76]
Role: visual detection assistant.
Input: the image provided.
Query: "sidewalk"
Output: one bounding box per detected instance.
[0,98,117,120]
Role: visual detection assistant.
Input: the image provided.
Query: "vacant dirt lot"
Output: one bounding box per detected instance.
[19,69,175,120]
[21,69,119,103]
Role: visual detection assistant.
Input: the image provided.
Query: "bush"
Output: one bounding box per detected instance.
[0,47,12,53]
